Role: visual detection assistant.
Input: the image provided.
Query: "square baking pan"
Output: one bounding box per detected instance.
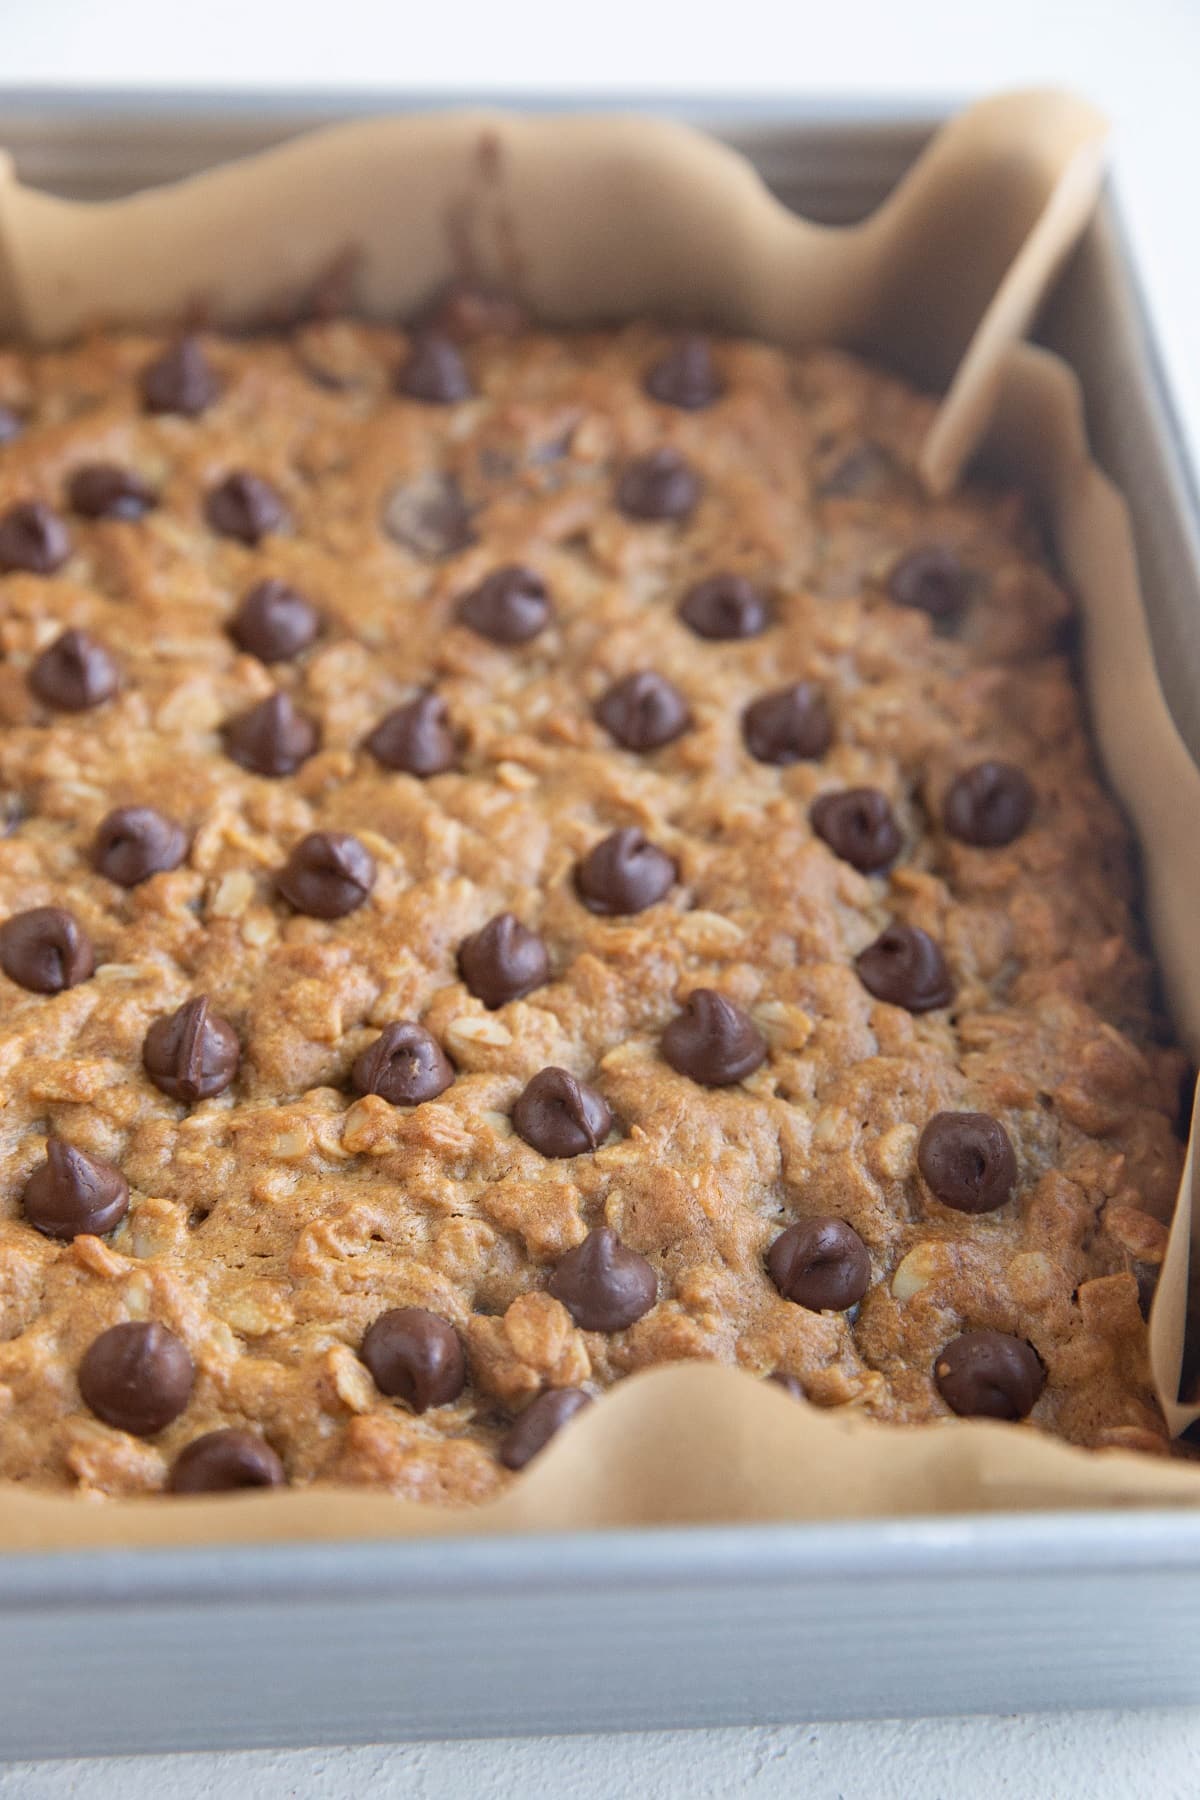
[0,90,1198,1759]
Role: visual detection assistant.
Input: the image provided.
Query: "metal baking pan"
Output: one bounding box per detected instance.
[0,91,1198,1758]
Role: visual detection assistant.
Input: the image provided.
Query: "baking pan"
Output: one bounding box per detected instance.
[0,91,1198,1758]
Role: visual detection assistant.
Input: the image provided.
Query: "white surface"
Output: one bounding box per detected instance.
[0,0,1198,1794]
[3,1713,1200,1799]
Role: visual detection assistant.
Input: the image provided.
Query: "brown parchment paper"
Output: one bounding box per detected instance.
[2,89,1200,1551]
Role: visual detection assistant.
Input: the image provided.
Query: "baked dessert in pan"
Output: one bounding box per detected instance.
[0,303,1184,1499]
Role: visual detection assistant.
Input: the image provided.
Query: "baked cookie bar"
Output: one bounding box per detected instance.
[0,306,1185,1499]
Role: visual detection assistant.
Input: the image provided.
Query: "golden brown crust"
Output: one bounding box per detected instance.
[0,319,1185,1499]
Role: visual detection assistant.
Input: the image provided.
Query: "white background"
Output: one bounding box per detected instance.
[0,1,1197,1794]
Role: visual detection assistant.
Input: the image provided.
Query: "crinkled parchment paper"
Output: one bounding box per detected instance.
[2,89,1199,1550]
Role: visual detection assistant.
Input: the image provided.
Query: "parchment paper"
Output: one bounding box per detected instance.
[2,89,1200,1550]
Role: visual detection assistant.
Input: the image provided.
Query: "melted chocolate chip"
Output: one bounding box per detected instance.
[78,1321,194,1436]
[678,573,770,640]
[0,906,94,994]
[22,1141,129,1241]
[616,448,702,521]
[856,924,953,1013]
[351,1022,454,1106]
[768,1371,807,1400]
[512,1067,612,1157]
[548,1227,657,1331]
[276,831,376,919]
[397,333,473,403]
[767,1217,871,1312]
[140,337,219,416]
[918,1112,1017,1214]
[360,1307,466,1412]
[887,545,969,619]
[596,671,691,751]
[943,761,1035,848]
[169,1429,286,1493]
[644,335,724,410]
[229,579,321,663]
[574,828,676,916]
[661,988,767,1087]
[93,806,188,888]
[810,787,902,873]
[29,628,119,712]
[222,693,319,777]
[381,472,474,559]
[366,692,458,776]
[0,501,70,575]
[205,472,289,545]
[67,464,157,521]
[143,996,240,1103]
[499,1387,592,1471]
[934,1329,1045,1420]
[457,565,552,645]
[0,405,24,443]
[742,683,832,765]
[458,913,550,1008]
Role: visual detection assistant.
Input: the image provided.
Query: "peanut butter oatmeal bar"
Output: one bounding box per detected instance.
[0,308,1186,1501]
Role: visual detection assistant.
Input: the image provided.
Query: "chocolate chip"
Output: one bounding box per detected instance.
[644,335,724,410]
[457,565,552,645]
[351,1022,454,1106]
[574,828,676,915]
[381,472,474,559]
[512,1067,612,1157]
[768,1371,807,1400]
[660,987,767,1087]
[887,545,969,619]
[0,501,70,575]
[856,924,953,1013]
[767,1217,871,1312]
[78,1321,194,1436]
[458,913,550,1008]
[918,1111,1017,1214]
[934,1329,1044,1420]
[413,282,528,342]
[229,579,321,663]
[68,464,157,521]
[205,472,289,545]
[169,1429,286,1493]
[360,1307,466,1411]
[366,692,457,776]
[276,831,376,919]
[548,1226,657,1330]
[943,761,1035,848]
[499,1387,592,1471]
[143,995,240,1103]
[679,572,770,640]
[22,1141,129,1241]
[140,336,219,416]
[616,448,702,521]
[93,806,188,887]
[222,692,319,777]
[397,333,473,403]
[0,906,94,993]
[0,405,24,443]
[742,683,832,765]
[596,671,691,752]
[810,787,901,873]
[29,628,119,712]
